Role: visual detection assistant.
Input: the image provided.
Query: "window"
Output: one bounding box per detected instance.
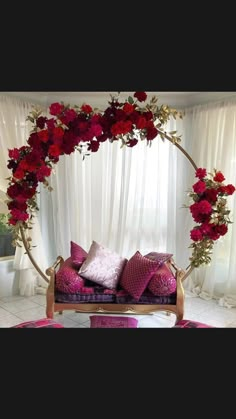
[0,213,15,259]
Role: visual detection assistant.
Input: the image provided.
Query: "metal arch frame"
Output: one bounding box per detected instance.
[19,133,197,283]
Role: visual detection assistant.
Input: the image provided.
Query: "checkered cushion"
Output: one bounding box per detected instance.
[119,251,161,300]
[12,318,64,328]
[173,319,214,328]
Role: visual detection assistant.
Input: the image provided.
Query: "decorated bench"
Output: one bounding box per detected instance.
[46,240,187,323]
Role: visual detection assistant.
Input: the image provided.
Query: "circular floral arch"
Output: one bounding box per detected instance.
[5,92,235,283]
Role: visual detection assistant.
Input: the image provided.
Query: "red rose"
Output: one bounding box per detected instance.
[36,165,52,181]
[193,180,206,194]
[215,224,228,236]
[46,118,56,130]
[208,230,220,241]
[64,109,77,123]
[134,92,147,102]
[48,144,62,157]
[38,130,49,143]
[200,222,213,236]
[123,103,134,115]
[147,127,158,140]
[224,184,235,195]
[190,229,203,241]
[13,168,25,180]
[8,148,20,160]
[90,123,103,138]
[213,171,225,182]
[81,104,93,114]
[197,200,212,214]
[195,168,207,179]
[144,111,153,121]
[127,139,138,148]
[88,140,100,152]
[49,103,64,116]
[53,127,64,139]
[136,117,147,129]
[8,201,27,212]
[36,116,47,129]
[10,208,29,222]
[204,188,218,202]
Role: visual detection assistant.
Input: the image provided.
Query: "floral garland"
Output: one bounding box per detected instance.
[188,168,235,268]
[4,91,235,269]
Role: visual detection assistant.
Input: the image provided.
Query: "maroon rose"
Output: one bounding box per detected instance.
[134,92,147,102]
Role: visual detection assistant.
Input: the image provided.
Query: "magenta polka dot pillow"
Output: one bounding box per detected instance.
[70,241,88,268]
[148,262,176,296]
[56,257,85,294]
[119,251,161,300]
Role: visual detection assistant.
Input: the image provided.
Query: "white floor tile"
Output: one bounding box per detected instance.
[138,316,173,328]
[15,306,47,322]
[0,314,25,328]
[28,295,46,306]
[0,307,13,319]
[0,299,40,314]
[54,315,83,327]
[0,296,26,303]
[63,311,91,324]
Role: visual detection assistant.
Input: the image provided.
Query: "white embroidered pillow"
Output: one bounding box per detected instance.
[79,241,127,289]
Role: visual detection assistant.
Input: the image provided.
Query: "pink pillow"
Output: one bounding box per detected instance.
[119,251,162,300]
[144,252,173,265]
[56,257,85,294]
[148,262,176,296]
[79,241,127,289]
[173,319,214,328]
[70,241,88,268]
[90,315,138,328]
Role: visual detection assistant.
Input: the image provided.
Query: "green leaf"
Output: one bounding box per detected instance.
[128,96,134,104]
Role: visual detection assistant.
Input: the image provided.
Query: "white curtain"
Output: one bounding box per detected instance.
[0,95,48,296]
[41,97,236,307]
[43,117,192,266]
[180,100,236,307]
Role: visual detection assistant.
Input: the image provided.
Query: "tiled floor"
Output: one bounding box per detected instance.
[1,292,236,327]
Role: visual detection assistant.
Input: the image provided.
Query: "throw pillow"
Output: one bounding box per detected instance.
[148,262,176,296]
[70,240,88,268]
[56,257,85,294]
[119,251,162,300]
[90,315,138,328]
[79,241,127,289]
[144,251,173,265]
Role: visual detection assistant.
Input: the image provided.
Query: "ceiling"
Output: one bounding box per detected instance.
[1,91,236,109]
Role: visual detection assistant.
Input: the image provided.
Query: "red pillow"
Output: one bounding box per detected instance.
[148,262,176,296]
[119,251,161,300]
[56,257,85,294]
[70,241,88,268]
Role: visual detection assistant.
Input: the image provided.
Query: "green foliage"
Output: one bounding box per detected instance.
[0,214,12,234]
